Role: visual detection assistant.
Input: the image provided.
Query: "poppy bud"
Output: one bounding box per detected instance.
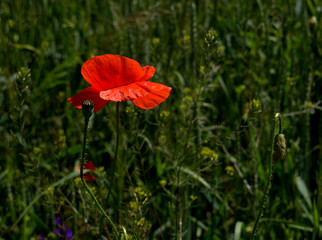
[81,100,94,119]
[273,134,286,164]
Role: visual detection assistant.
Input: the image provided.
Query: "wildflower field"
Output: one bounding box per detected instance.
[0,1,321,239]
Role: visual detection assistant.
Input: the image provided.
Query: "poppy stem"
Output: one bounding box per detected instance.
[250,113,282,239]
[81,116,119,238]
[99,102,120,240]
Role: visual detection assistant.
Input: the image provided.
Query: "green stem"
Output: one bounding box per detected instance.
[99,102,120,240]
[250,113,282,239]
[81,117,119,238]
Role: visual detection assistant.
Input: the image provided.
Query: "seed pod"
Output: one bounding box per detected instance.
[82,100,94,119]
[273,134,286,164]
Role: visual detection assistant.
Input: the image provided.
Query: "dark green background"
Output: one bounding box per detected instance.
[0,0,321,239]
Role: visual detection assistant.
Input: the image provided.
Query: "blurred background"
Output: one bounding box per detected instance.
[0,0,321,239]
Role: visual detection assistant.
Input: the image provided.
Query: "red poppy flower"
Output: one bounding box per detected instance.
[68,54,171,112]
[76,161,96,182]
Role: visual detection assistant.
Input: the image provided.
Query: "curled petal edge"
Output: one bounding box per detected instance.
[132,83,172,109]
[67,87,109,112]
[99,81,172,109]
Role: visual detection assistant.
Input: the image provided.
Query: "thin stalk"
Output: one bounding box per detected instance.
[81,117,119,238]
[99,102,120,240]
[250,113,282,239]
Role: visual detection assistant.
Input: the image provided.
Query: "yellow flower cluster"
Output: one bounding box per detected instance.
[250,99,261,111]
[160,110,170,119]
[225,166,235,176]
[201,147,219,161]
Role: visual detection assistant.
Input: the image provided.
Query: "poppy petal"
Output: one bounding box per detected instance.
[99,82,150,102]
[81,54,155,90]
[99,81,171,106]
[84,161,96,171]
[76,161,96,182]
[67,87,109,112]
[132,82,172,109]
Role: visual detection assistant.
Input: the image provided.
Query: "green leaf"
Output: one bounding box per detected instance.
[28,211,50,232]
[121,226,128,240]
[262,218,313,232]
[295,176,312,209]
[178,166,212,190]
[12,170,86,228]
[312,199,321,232]
[234,221,245,240]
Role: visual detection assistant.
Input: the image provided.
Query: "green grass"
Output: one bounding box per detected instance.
[0,0,321,239]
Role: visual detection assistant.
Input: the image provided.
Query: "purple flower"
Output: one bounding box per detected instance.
[39,216,73,239]
[55,216,64,226]
[54,216,73,239]
[66,227,73,239]
[54,229,61,237]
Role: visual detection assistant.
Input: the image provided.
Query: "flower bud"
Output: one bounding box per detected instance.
[273,134,286,164]
[81,100,94,119]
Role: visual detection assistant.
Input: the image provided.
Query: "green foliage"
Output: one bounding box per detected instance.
[0,0,321,239]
